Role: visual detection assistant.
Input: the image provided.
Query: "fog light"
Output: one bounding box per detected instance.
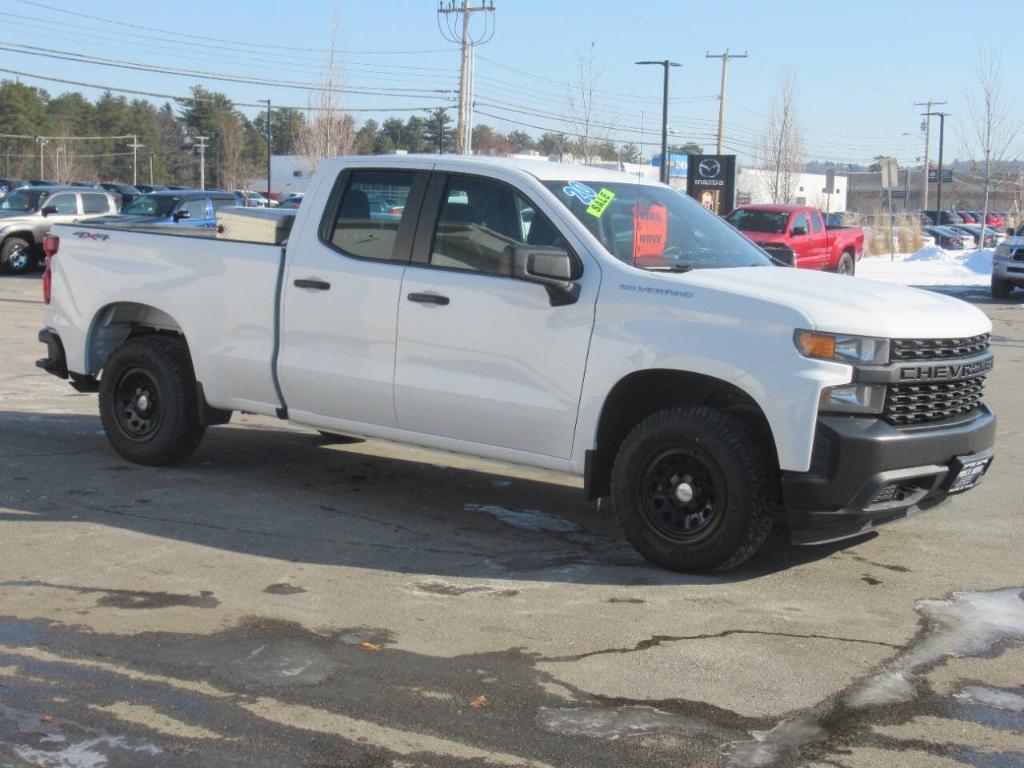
[819,384,886,414]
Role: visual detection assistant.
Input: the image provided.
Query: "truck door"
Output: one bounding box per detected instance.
[808,209,829,268]
[788,211,814,267]
[393,172,596,459]
[277,167,429,427]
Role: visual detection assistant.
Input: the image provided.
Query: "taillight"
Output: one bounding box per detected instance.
[42,234,59,305]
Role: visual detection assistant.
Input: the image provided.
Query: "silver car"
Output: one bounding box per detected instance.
[0,186,119,274]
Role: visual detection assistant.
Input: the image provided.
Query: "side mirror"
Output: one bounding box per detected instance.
[173,209,191,221]
[790,225,807,237]
[509,245,580,306]
[41,205,58,216]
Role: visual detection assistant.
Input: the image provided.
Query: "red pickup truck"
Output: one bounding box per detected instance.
[725,204,865,275]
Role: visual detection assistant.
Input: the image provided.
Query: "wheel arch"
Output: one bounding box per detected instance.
[85,301,186,375]
[584,368,779,500]
[1,230,36,247]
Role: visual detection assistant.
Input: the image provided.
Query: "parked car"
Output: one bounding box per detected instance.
[90,190,239,229]
[25,179,58,187]
[98,183,142,210]
[991,235,1024,298]
[37,156,996,572]
[923,225,967,250]
[0,178,24,196]
[277,193,303,209]
[135,184,168,194]
[957,211,978,224]
[950,224,1003,248]
[69,182,101,189]
[922,210,964,226]
[725,204,865,274]
[0,185,118,273]
[235,190,270,208]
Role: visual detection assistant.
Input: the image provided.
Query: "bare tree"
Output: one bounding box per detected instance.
[755,69,805,204]
[567,44,611,165]
[961,51,1021,247]
[218,113,248,190]
[297,11,355,175]
[49,126,80,184]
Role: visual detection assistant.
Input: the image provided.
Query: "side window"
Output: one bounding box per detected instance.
[431,175,566,275]
[791,212,810,235]
[810,210,823,233]
[81,193,110,214]
[211,197,236,213]
[327,170,414,261]
[179,198,209,219]
[48,193,77,215]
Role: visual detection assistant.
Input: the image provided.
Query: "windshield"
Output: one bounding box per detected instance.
[724,209,789,234]
[544,181,771,270]
[0,189,43,212]
[122,194,181,217]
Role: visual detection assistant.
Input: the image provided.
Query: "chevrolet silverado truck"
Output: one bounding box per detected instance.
[725,204,865,275]
[36,156,996,573]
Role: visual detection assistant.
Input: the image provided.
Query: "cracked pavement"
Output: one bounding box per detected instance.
[1,273,1023,767]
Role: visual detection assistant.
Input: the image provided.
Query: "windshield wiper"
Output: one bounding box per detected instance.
[645,264,694,273]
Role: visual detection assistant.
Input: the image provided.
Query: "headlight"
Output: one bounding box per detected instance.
[994,244,1010,259]
[819,384,886,414]
[795,330,890,365]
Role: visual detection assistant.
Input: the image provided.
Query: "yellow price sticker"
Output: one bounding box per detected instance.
[586,188,616,218]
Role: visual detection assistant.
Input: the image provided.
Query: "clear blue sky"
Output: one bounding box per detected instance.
[1,0,1021,165]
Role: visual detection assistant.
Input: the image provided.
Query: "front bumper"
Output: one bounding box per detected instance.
[993,258,1024,285]
[781,408,996,545]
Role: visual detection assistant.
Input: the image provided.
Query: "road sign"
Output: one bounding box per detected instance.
[928,169,954,183]
[825,168,836,192]
[880,158,899,189]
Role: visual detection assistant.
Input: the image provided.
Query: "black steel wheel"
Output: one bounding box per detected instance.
[611,406,774,573]
[637,447,726,544]
[99,335,205,466]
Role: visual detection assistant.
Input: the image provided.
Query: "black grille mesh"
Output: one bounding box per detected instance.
[884,376,986,425]
[891,334,990,361]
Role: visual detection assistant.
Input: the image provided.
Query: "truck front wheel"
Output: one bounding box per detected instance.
[991,275,1012,299]
[610,407,773,573]
[99,335,205,466]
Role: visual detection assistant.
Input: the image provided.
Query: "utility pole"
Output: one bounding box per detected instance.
[636,60,681,184]
[258,99,272,198]
[923,111,950,223]
[914,99,946,212]
[193,135,209,191]
[126,135,145,186]
[149,152,155,186]
[36,136,48,178]
[706,49,747,155]
[437,0,496,155]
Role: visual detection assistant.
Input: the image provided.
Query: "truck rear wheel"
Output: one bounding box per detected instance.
[836,252,855,276]
[991,275,1012,299]
[99,335,205,466]
[610,407,773,573]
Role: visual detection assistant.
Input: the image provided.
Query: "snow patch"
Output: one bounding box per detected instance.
[857,247,994,288]
[15,736,161,768]
[464,504,582,533]
[956,686,1024,713]
[847,588,1024,709]
[723,719,828,768]
[537,705,708,740]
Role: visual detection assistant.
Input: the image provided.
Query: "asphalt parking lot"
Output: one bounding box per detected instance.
[1,272,1022,768]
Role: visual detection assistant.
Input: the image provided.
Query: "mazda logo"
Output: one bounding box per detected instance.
[698,158,721,178]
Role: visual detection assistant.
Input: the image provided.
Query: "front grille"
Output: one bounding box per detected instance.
[891,334,990,361]
[1013,250,1024,262]
[884,376,986,425]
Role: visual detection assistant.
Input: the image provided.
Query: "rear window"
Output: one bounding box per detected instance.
[325,170,415,262]
[82,193,110,214]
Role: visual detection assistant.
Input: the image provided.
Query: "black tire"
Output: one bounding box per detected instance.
[836,252,855,276]
[991,275,1012,299]
[611,407,773,573]
[99,335,205,466]
[0,237,33,275]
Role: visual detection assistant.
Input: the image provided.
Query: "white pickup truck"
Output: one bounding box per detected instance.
[36,156,997,572]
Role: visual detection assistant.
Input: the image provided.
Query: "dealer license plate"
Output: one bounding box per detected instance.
[948,456,993,493]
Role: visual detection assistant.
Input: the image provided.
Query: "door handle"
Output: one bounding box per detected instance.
[294,278,331,290]
[407,292,450,306]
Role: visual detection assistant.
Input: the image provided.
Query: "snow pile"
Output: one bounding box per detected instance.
[857,247,993,289]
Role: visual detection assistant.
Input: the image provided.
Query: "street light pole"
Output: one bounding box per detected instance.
[258,99,272,199]
[636,60,680,184]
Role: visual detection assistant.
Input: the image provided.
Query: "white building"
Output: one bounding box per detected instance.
[247,155,312,196]
[737,168,848,212]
